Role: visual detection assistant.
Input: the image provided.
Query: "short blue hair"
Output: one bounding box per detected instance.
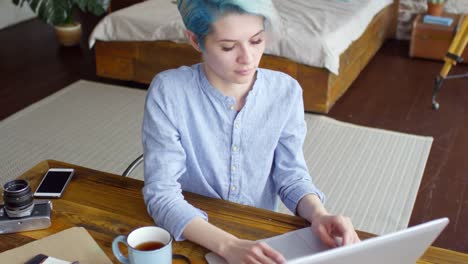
[177,0,278,49]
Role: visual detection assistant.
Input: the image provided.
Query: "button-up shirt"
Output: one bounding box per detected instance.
[142,64,324,240]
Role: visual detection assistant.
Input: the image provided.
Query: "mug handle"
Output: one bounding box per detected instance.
[112,235,130,264]
[173,254,191,263]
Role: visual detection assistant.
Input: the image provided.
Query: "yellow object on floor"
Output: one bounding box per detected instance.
[432,14,468,110]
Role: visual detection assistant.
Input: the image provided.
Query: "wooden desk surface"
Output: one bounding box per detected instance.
[1,160,467,263]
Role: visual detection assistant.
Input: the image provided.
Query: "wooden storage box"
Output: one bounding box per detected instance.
[410,14,468,63]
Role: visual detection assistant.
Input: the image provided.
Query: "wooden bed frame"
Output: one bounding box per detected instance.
[95,1,399,113]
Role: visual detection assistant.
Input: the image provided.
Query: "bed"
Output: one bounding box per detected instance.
[91,0,398,113]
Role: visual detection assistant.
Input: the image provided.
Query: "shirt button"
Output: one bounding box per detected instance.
[234,122,240,129]
[231,165,236,171]
[229,105,235,110]
[232,145,238,152]
[231,186,236,191]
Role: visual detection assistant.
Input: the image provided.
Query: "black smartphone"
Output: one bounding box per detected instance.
[33,168,75,198]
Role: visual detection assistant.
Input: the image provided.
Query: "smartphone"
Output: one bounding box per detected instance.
[33,168,75,198]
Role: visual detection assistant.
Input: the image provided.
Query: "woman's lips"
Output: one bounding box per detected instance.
[235,69,252,76]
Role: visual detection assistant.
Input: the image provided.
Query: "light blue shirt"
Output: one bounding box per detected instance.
[142,64,324,241]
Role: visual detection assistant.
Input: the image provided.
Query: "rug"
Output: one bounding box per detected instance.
[0,80,432,235]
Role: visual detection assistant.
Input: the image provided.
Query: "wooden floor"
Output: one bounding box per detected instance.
[1,15,467,253]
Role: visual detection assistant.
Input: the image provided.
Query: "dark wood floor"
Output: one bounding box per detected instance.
[1,14,467,253]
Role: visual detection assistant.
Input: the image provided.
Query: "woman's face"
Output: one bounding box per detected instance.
[202,13,266,89]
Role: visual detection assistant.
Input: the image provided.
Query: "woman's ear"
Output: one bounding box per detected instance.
[185,30,202,52]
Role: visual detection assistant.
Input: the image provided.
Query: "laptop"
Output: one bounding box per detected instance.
[205,218,449,264]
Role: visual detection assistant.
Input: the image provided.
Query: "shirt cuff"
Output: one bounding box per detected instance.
[282,183,326,215]
[143,185,208,241]
[166,204,208,241]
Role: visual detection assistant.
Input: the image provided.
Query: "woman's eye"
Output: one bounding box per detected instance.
[251,39,263,45]
[221,46,235,52]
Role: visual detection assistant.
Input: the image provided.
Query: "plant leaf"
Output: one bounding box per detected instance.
[37,0,73,25]
[74,0,87,12]
[86,0,109,16]
[73,0,110,16]
[12,0,109,25]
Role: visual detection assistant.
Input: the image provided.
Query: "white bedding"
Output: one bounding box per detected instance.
[89,0,393,74]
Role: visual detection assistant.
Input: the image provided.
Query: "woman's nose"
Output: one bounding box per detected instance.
[237,45,253,64]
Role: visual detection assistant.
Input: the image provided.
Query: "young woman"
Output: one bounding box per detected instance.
[142,0,360,263]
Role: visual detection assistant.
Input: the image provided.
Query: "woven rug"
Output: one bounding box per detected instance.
[0,80,432,235]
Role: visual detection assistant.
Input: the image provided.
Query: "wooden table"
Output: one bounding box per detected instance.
[1,160,467,263]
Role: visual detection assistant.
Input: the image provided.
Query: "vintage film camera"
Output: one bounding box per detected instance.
[0,179,52,234]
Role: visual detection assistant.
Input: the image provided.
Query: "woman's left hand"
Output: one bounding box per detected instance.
[311,213,361,248]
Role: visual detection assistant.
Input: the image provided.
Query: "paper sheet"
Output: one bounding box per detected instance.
[0,227,112,264]
[205,227,328,263]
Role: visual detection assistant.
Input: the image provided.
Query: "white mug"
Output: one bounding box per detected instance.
[112,226,172,264]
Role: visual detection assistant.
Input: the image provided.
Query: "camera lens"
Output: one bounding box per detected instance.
[2,179,34,218]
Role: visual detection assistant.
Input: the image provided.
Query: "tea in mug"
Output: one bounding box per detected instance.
[113,226,172,264]
[135,241,165,251]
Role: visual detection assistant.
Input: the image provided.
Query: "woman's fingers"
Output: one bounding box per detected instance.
[258,242,286,263]
[338,216,361,246]
[335,216,356,246]
[240,241,286,264]
[314,214,361,247]
[316,224,338,247]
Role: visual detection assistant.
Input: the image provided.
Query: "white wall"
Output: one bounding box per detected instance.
[445,0,468,12]
[0,0,36,30]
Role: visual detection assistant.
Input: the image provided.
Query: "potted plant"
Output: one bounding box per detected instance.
[12,0,110,46]
[427,0,446,17]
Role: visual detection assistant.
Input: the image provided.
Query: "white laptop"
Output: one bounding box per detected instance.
[205,218,449,264]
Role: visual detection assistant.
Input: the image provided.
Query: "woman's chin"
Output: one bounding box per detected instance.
[232,71,256,83]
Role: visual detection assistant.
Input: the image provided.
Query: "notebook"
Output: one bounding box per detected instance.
[205,218,449,264]
[423,15,454,26]
[0,227,112,264]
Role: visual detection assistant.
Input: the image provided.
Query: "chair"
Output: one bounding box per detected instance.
[122,154,144,177]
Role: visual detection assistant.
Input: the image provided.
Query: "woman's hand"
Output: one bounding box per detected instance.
[221,238,286,264]
[311,213,361,247]
[183,218,285,264]
[296,194,360,248]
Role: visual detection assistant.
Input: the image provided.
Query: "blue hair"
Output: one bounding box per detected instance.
[177,0,278,49]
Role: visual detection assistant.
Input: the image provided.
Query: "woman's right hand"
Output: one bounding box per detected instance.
[220,238,286,264]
